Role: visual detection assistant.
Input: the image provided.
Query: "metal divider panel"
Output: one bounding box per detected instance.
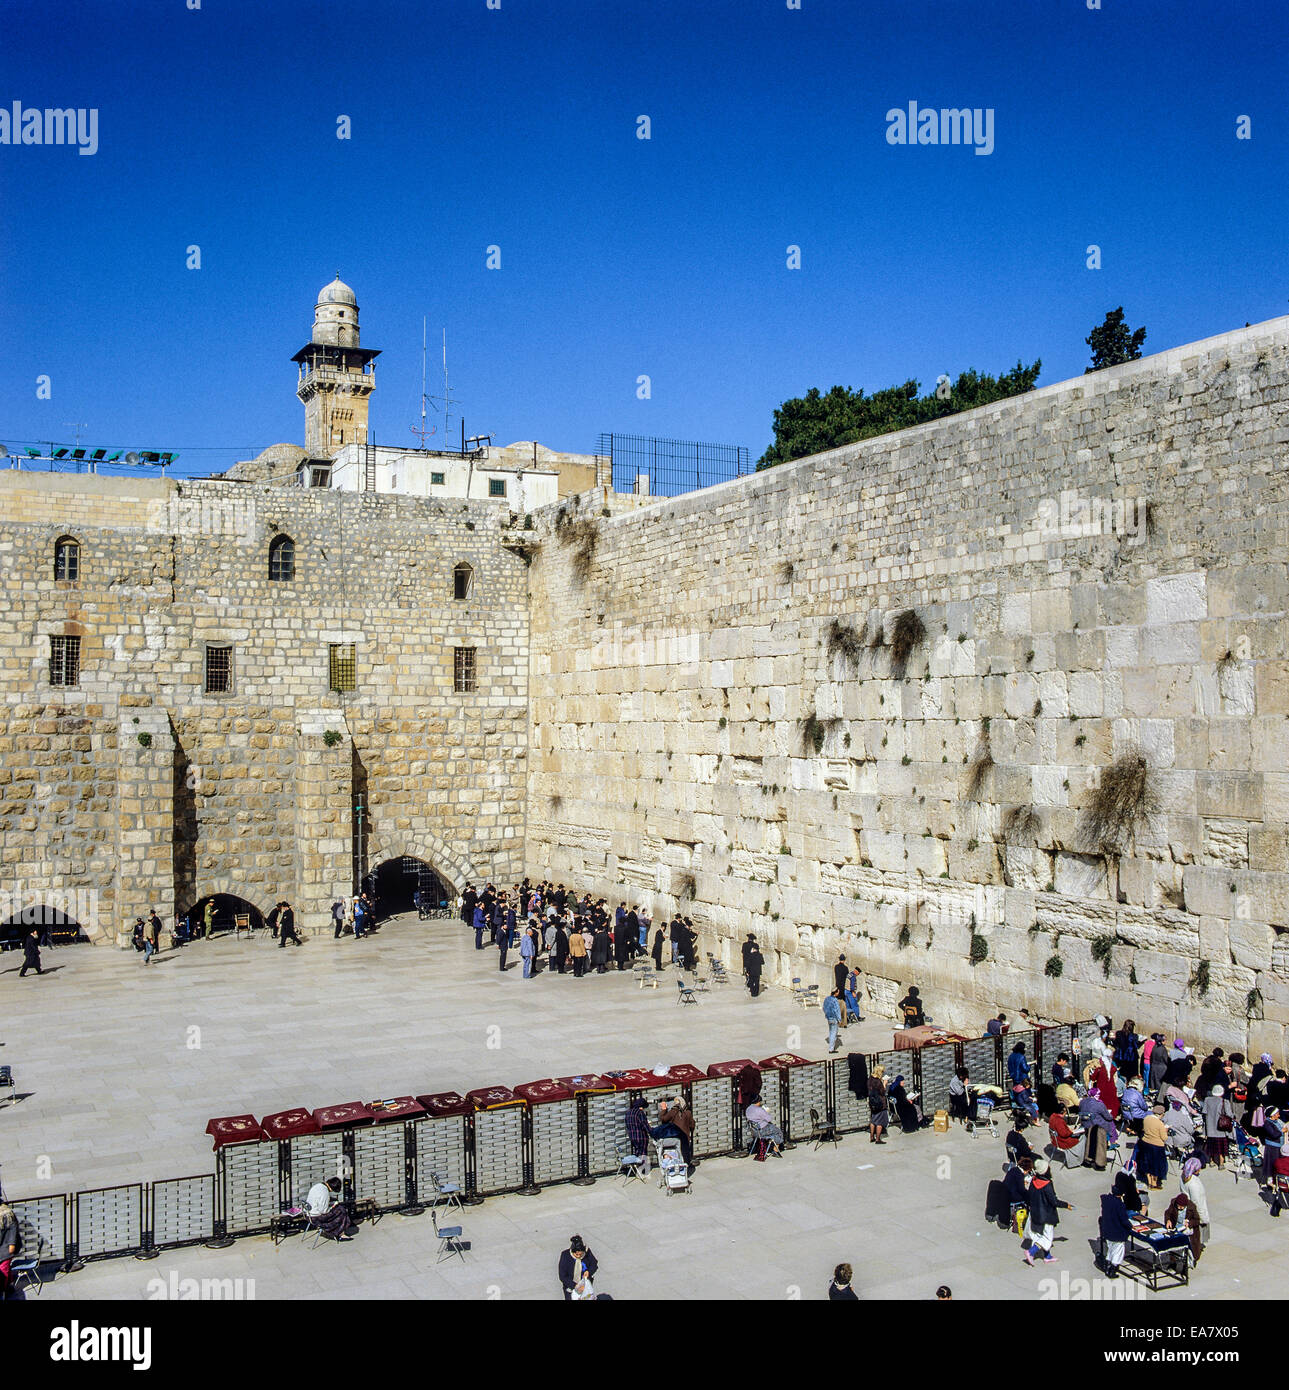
[288,1131,346,1207]
[76,1185,143,1258]
[12,1194,66,1262]
[222,1142,281,1233]
[831,1059,870,1131]
[1076,1019,1103,1062]
[532,1099,579,1183]
[152,1176,215,1246]
[873,1050,905,1097]
[962,1036,998,1088]
[354,1123,408,1209]
[586,1092,630,1176]
[760,1069,781,1121]
[474,1107,525,1193]
[691,1076,733,1156]
[785,1063,828,1140]
[415,1114,467,1193]
[919,1044,956,1114]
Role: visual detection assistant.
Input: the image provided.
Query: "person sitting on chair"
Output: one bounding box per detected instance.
[744,1094,784,1160]
[625,1098,652,1176]
[306,1177,357,1242]
[890,1075,924,1132]
[898,986,925,1029]
[650,1096,696,1168]
[1048,1109,1085,1160]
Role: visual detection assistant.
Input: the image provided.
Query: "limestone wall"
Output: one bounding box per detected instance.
[526,317,1289,1053]
[0,472,529,937]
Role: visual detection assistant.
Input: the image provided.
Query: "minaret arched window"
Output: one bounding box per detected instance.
[268,534,295,581]
[453,562,474,601]
[53,536,80,583]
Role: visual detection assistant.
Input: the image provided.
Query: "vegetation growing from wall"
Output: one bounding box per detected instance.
[1079,749,1157,854]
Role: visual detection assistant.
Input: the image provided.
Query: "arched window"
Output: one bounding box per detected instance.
[268,534,295,581]
[453,562,474,601]
[53,536,80,583]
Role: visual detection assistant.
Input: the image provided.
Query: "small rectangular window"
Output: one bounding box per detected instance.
[431,472,445,486]
[204,644,233,694]
[310,467,330,488]
[453,646,476,693]
[50,635,80,687]
[329,642,357,693]
[488,478,506,497]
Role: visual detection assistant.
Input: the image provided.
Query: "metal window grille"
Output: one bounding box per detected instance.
[329,643,357,692]
[268,535,295,581]
[204,645,232,694]
[488,477,506,497]
[310,468,330,488]
[453,646,476,693]
[50,635,80,687]
[453,564,473,601]
[54,538,80,582]
[431,471,445,486]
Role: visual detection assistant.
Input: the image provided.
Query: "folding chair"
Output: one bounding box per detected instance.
[617,1148,648,1186]
[427,1171,463,1216]
[635,963,658,990]
[0,1065,14,1109]
[676,978,698,1005]
[810,1105,839,1151]
[233,913,252,940]
[436,1225,467,1264]
[8,1231,44,1295]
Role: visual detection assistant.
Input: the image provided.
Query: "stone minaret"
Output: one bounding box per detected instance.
[293,275,380,457]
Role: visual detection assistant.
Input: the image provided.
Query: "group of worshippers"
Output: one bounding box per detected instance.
[459,880,702,980]
[980,1016,1289,1277]
[330,885,380,940]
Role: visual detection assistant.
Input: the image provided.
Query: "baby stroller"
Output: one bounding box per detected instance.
[1231,1123,1262,1184]
[969,1094,1000,1138]
[655,1142,691,1195]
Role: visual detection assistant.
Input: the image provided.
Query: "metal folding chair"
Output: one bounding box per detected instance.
[428,1171,463,1216]
[436,1225,467,1264]
[676,978,698,1005]
[617,1149,647,1185]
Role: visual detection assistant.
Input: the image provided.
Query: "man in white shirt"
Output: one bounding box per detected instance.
[306,1177,357,1241]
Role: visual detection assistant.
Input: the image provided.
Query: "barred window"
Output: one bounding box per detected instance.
[50,635,80,687]
[431,471,445,486]
[329,643,357,692]
[453,646,476,693]
[453,562,473,601]
[488,477,506,497]
[54,536,80,583]
[204,644,233,694]
[268,534,295,581]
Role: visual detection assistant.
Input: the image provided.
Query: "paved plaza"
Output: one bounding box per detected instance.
[2,918,1284,1300]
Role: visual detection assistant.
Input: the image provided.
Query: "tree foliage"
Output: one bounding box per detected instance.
[756,360,1041,470]
[1085,307,1146,373]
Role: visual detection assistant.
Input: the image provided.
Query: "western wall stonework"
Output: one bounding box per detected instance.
[526,317,1289,1053]
[0,472,529,938]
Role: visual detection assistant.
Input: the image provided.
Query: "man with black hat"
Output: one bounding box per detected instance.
[742,932,764,997]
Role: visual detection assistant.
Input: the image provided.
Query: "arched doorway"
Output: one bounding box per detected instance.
[183,893,265,938]
[1,905,87,952]
[370,857,452,921]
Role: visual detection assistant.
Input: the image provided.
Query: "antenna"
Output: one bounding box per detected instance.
[425,328,462,451]
[410,316,436,447]
[64,422,88,449]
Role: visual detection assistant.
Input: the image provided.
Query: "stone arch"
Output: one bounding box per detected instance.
[381,828,482,898]
[180,877,276,920]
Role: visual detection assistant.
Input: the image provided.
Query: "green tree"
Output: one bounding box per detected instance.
[756,360,1041,470]
[1085,307,1146,373]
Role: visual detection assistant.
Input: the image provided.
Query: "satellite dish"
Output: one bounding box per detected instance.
[0,445,9,459]
[124,452,140,466]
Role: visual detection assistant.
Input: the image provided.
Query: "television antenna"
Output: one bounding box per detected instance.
[410,317,436,447]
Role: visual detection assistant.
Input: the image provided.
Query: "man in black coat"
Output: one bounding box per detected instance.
[19,928,42,977]
[460,884,477,928]
[669,917,682,965]
[278,901,302,947]
[742,933,764,996]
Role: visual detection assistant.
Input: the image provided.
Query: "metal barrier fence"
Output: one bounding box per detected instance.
[9,1021,1101,1270]
[598,431,751,498]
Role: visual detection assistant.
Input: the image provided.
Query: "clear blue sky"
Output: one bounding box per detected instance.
[2,0,1286,477]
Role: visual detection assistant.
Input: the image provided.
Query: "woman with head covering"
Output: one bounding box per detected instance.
[1163,1191,1204,1265]
[1165,1094,1198,1155]
[1113,1170,1146,1216]
[1180,1155,1209,1236]
[1148,1034,1170,1096]
[1250,1053,1275,1094]
[1201,1085,1234,1168]
[1261,1108,1284,1182]
[1134,1103,1171,1190]
[889,1074,923,1133]
[1089,1058,1121,1120]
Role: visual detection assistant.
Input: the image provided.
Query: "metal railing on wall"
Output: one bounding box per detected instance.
[8,1021,1101,1272]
